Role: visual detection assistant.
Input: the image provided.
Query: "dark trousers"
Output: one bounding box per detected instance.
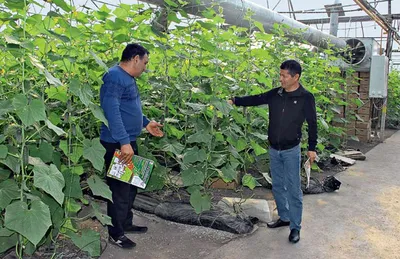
[101,140,138,239]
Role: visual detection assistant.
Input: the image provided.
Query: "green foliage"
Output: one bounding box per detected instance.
[387,70,400,128]
[70,229,101,257]
[5,200,52,247]
[0,0,354,256]
[242,174,260,190]
[189,189,211,214]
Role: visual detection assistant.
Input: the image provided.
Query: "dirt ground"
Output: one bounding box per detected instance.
[346,128,398,154]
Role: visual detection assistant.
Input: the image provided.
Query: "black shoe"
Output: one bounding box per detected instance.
[109,235,136,249]
[124,225,148,234]
[289,229,300,243]
[267,219,290,228]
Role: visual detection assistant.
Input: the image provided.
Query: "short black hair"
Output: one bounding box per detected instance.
[280,60,302,78]
[120,43,149,62]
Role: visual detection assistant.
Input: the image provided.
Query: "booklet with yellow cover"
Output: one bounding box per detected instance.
[106,150,155,189]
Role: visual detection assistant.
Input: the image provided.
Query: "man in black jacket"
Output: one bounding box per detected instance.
[228,60,317,243]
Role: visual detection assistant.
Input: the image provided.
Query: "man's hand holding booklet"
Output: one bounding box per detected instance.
[107,150,155,189]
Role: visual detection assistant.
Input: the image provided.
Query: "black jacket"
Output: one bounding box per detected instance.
[233,85,317,151]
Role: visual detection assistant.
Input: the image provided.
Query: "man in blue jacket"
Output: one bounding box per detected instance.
[229,60,317,243]
[100,43,163,249]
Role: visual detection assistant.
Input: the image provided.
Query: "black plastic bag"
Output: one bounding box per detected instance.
[302,175,341,194]
[322,175,341,192]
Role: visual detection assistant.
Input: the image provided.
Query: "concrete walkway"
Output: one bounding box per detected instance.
[206,130,400,259]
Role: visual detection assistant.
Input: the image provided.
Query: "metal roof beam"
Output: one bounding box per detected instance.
[353,0,400,44]
[299,13,400,24]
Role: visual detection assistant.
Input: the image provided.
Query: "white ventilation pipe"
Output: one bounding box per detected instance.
[144,0,347,49]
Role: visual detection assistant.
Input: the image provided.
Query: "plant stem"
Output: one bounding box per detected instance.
[17,1,29,257]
